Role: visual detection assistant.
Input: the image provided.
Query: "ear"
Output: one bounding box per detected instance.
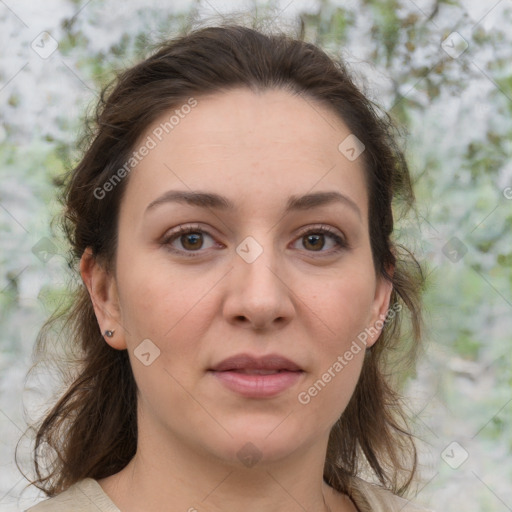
[365,267,394,349]
[80,248,126,350]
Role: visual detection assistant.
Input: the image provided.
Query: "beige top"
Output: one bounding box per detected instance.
[25,477,434,512]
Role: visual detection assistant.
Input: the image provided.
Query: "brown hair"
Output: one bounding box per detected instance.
[18,20,424,504]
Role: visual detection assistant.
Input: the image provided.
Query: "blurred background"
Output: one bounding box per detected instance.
[1,0,511,510]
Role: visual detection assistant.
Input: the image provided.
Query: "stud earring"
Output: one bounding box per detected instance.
[104,329,115,338]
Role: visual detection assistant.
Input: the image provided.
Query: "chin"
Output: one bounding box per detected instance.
[206,420,311,467]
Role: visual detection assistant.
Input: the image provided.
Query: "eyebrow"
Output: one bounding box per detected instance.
[145,190,361,219]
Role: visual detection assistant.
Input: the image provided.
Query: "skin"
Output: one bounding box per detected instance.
[81,87,393,512]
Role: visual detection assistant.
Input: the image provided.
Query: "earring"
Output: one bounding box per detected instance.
[104,329,115,338]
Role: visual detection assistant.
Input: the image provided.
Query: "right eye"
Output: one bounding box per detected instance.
[161,224,220,257]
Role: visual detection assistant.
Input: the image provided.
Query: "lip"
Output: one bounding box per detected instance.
[210,353,302,372]
[208,353,304,398]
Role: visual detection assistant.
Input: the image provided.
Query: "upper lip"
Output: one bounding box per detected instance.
[210,353,303,372]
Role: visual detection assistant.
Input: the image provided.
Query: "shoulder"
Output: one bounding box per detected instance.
[351,477,435,512]
[25,478,120,512]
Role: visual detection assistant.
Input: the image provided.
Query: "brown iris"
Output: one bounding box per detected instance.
[302,233,324,251]
[181,232,204,250]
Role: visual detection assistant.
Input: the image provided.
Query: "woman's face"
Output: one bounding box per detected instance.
[87,87,392,466]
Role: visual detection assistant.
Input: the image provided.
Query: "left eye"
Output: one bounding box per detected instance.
[291,227,347,253]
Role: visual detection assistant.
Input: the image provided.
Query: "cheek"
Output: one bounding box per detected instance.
[116,247,216,340]
[312,270,376,347]
[115,258,228,391]
[296,271,374,420]
[117,264,217,408]
[297,346,365,431]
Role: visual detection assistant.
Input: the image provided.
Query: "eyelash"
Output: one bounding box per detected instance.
[161,224,348,259]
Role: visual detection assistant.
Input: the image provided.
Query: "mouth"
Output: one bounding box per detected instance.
[208,353,304,398]
[223,369,293,375]
[209,353,303,372]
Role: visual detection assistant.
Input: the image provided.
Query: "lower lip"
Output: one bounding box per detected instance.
[210,370,304,398]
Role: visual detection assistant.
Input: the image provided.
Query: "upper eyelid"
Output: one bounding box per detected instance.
[295,224,344,237]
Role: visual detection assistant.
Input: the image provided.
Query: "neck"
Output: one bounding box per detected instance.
[98,419,353,512]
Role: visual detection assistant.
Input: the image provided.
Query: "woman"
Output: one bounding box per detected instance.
[22,21,430,512]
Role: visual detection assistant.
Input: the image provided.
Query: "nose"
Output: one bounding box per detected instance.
[222,237,295,331]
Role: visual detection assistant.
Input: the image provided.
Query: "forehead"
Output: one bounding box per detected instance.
[120,87,368,221]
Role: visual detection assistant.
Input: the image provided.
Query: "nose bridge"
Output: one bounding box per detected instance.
[235,232,283,293]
